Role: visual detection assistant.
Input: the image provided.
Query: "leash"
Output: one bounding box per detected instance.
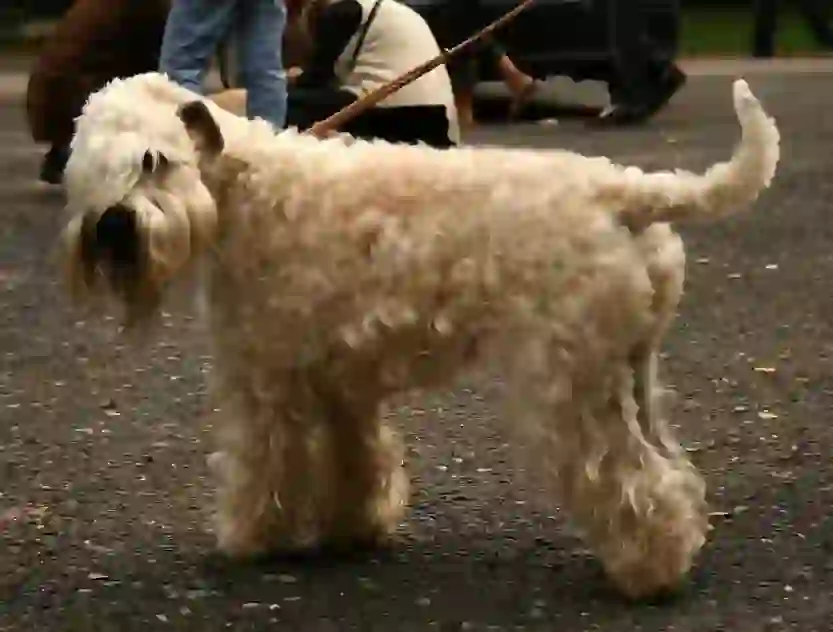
[307,0,538,137]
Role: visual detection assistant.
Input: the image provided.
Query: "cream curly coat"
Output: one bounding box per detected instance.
[61,72,779,599]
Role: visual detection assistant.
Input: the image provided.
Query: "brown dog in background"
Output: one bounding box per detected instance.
[26,0,310,185]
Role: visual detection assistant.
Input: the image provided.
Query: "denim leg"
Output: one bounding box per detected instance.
[235,0,288,128]
[159,0,238,95]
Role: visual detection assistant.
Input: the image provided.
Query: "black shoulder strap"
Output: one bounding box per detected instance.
[348,0,384,72]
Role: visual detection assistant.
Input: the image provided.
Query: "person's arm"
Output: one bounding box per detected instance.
[294,0,364,89]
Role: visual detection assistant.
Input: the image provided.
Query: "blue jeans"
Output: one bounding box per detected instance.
[159,0,287,128]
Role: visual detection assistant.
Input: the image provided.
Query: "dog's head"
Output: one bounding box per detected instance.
[61,73,228,324]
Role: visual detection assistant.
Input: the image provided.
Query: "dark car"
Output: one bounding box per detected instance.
[404,0,681,84]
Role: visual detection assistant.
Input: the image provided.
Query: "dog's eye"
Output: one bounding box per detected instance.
[142,150,169,174]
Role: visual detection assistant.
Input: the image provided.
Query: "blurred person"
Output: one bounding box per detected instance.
[159,0,288,129]
[432,0,541,129]
[217,0,311,86]
[752,0,833,58]
[282,0,460,147]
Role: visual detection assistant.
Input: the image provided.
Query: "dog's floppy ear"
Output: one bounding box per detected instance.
[178,100,224,157]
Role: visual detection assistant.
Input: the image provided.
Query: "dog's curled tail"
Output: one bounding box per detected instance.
[614,79,780,231]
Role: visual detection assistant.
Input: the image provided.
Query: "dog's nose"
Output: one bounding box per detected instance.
[94,204,139,266]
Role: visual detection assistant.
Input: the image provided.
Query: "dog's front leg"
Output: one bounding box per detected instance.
[315,386,409,549]
[208,374,333,558]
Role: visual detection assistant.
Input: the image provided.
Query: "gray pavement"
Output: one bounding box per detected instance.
[2,66,833,631]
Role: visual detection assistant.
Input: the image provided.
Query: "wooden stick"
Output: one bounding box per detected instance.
[307,0,537,138]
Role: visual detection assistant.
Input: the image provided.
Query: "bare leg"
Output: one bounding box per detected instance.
[480,41,539,119]
[448,52,478,132]
[455,89,476,132]
[496,54,536,96]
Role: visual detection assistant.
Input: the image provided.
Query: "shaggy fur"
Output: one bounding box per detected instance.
[61,72,779,599]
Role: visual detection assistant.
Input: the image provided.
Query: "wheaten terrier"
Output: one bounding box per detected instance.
[61,72,779,599]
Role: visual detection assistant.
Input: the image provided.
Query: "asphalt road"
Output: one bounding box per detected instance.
[1,70,833,632]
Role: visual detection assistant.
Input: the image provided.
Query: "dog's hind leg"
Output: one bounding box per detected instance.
[509,266,708,600]
[516,356,709,600]
[578,224,710,599]
[600,355,709,600]
[630,223,688,460]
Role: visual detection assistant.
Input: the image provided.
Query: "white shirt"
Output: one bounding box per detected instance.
[330,0,460,142]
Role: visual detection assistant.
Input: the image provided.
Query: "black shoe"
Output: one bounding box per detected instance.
[39,145,70,185]
[591,65,687,128]
[644,64,687,116]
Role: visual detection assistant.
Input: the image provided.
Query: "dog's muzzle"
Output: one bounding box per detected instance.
[80,204,142,285]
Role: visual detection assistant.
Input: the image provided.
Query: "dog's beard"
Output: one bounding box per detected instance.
[79,203,159,324]
[64,184,218,327]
